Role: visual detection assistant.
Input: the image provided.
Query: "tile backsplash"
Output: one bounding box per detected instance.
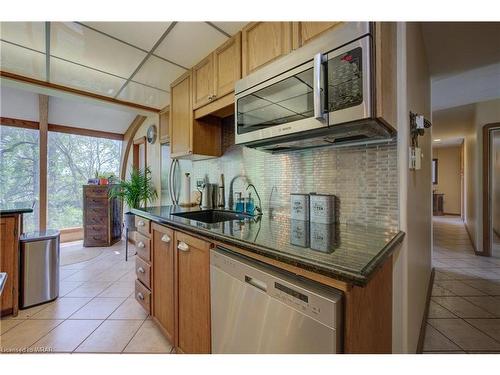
[168,116,399,230]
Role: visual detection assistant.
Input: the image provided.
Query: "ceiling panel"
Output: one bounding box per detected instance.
[155,22,227,68]
[51,22,147,78]
[0,22,46,52]
[0,41,46,80]
[211,22,247,36]
[83,22,172,51]
[133,55,185,91]
[50,57,126,97]
[117,81,169,109]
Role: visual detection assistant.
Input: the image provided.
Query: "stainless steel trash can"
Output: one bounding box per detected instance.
[20,230,60,309]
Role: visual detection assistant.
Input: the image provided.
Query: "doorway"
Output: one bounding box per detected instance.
[483,124,500,257]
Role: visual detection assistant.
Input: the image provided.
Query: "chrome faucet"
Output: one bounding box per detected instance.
[227,174,250,210]
[246,183,263,216]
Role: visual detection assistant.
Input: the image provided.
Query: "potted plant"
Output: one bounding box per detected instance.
[109,167,158,230]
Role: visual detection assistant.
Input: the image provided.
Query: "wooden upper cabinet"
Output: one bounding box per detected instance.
[175,231,211,354]
[292,22,342,49]
[242,22,292,76]
[151,223,175,344]
[214,32,241,99]
[159,107,170,144]
[192,54,214,110]
[170,71,193,158]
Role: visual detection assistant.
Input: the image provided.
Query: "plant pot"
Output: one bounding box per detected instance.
[124,212,136,231]
[99,178,109,185]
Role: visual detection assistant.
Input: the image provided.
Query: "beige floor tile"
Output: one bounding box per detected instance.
[69,297,125,320]
[0,320,63,352]
[435,280,486,296]
[99,281,135,298]
[108,298,147,320]
[423,323,461,352]
[63,269,105,282]
[65,281,113,298]
[464,296,500,317]
[92,269,129,282]
[0,319,25,335]
[119,271,137,282]
[124,320,172,353]
[428,319,500,351]
[4,304,51,320]
[432,283,455,297]
[466,319,500,342]
[428,300,456,319]
[59,281,84,297]
[461,279,500,296]
[32,319,103,353]
[432,296,494,318]
[74,319,143,353]
[31,297,92,319]
[59,269,80,280]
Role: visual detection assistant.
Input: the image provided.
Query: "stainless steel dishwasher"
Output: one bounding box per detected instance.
[210,247,343,354]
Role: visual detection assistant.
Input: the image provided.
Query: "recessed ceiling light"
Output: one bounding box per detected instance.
[433,139,441,142]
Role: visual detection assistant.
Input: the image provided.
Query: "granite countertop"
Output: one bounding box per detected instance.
[0,205,34,215]
[132,206,405,286]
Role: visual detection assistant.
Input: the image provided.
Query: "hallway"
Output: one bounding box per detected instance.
[422,216,500,353]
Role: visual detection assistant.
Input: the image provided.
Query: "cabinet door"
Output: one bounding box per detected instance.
[0,216,19,316]
[159,108,170,144]
[214,32,241,99]
[292,22,341,49]
[175,231,211,354]
[152,224,175,343]
[241,22,292,76]
[170,72,192,157]
[192,54,213,110]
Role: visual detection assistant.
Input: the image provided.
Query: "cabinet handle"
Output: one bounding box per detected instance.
[137,220,145,227]
[177,241,189,252]
[137,267,145,274]
[208,95,213,101]
[137,292,144,300]
[161,234,171,243]
[212,94,217,99]
[137,241,145,248]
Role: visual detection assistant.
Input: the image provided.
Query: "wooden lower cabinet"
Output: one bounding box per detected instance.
[151,223,175,344]
[175,231,212,354]
[0,214,20,316]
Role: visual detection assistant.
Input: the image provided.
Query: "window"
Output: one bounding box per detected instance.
[47,132,121,229]
[0,125,40,231]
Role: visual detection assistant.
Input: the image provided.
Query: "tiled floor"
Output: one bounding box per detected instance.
[422,216,500,354]
[0,240,173,354]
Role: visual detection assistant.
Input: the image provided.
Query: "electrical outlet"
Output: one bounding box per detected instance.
[409,147,422,170]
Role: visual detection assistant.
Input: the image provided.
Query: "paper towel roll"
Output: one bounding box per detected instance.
[181,173,191,205]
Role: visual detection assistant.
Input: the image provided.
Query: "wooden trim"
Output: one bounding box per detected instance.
[482,123,500,257]
[120,116,147,180]
[416,267,435,353]
[0,117,39,130]
[60,227,84,243]
[1,71,160,113]
[133,136,146,145]
[39,95,48,231]
[133,136,147,171]
[1,117,123,140]
[443,212,461,216]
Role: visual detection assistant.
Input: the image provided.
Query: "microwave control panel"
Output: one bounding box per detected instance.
[327,47,363,112]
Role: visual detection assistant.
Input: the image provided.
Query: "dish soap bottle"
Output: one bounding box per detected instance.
[245,192,255,215]
[235,192,244,213]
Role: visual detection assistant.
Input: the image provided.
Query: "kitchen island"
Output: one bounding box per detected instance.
[0,206,33,316]
[132,206,404,354]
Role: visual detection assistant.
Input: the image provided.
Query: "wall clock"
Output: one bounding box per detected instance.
[147,125,157,144]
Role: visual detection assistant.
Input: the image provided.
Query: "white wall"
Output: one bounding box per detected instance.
[393,22,432,353]
[0,85,38,121]
[433,146,462,215]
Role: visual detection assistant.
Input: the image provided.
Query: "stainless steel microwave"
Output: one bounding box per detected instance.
[234,22,395,152]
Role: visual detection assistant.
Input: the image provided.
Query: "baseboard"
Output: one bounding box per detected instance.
[464,222,480,255]
[443,212,461,216]
[417,267,435,354]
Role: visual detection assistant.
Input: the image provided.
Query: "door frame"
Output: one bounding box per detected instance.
[132,136,147,171]
[482,123,500,256]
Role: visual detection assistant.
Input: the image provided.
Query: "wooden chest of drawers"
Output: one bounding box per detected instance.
[83,185,122,247]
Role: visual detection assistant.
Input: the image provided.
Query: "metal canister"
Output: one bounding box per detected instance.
[290,193,310,221]
[309,193,336,224]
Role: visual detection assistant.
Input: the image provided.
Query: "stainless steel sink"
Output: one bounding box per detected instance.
[172,210,253,224]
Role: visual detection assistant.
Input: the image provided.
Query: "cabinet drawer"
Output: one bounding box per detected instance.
[135,280,151,315]
[85,186,108,197]
[135,216,150,237]
[86,207,107,217]
[135,232,151,262]
[84,226,108,246]
[135,257,151,288]
[86,197,108,208]
[85,215,107,226]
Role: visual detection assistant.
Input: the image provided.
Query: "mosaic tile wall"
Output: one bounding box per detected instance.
[184,116,399,229]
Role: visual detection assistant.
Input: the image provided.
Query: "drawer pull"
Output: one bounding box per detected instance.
[137,292,144,300]
[137,241,145,248]
[161,234,171,243]
[137,220,145,227]
[177,241,189,252]
[137,267,145,274]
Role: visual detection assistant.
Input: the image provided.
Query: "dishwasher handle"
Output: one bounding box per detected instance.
[245,275,267,292]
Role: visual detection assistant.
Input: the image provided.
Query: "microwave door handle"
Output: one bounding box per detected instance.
[313,53,327,122]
